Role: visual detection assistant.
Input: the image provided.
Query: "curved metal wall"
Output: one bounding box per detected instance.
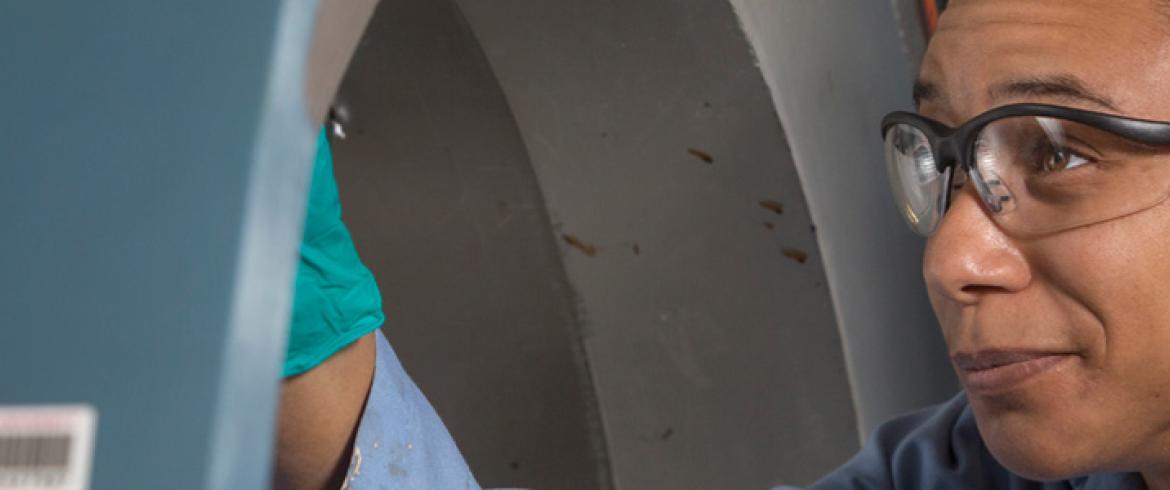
[455,0,858,488]
[728,0,958,438]
[334,0,862,488]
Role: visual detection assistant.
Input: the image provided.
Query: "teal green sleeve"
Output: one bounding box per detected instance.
[284,129,385,378]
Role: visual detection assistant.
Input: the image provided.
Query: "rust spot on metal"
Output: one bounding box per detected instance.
[687,148,714,164]
[563,234,598,256]
[633,243,641,255]
[759,200,784,215]
[763,222,775,230]
[782,248,809,264]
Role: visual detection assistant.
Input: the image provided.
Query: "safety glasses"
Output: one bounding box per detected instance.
[882,103,1170,236]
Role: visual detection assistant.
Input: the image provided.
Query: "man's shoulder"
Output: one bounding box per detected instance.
[808,393,1014,489]
[800,394,1142,490]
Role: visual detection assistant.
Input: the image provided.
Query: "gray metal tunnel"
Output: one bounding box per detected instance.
[330,0,956,488]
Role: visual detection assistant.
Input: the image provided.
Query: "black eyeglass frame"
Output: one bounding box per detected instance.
[880,103,1170,216]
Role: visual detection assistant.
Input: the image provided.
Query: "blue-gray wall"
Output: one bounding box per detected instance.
[0,1,317,488]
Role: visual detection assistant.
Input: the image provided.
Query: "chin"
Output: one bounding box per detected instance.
[984,438,1088,482]
[970,395,1107,482]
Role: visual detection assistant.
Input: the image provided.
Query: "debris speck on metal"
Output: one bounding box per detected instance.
[759,200,784,215]
[687,148,714,164]
[782,248,808,264]
[563,234,598,256]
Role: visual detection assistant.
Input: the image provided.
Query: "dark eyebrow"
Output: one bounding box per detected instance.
[912,79,937,108]
[911,76,1120,112]
[988,75,1118,111]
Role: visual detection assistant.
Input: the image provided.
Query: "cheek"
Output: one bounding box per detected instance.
[1010,205,1170,457]
[1033,206,1170,366]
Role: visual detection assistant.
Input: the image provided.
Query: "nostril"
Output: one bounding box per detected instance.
[960,284,1010,295]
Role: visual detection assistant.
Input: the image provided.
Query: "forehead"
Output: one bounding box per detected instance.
[919,0,1170,122]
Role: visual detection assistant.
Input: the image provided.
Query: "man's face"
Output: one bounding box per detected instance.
[920,0,1170,479]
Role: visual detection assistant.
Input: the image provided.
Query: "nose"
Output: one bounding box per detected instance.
[923,183,1031,305]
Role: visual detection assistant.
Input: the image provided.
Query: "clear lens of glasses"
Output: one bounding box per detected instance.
[884,116,1170,236]
[973,116,1170,235]
[885,124,950,235]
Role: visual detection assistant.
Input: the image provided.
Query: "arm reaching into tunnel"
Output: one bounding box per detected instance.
[273,130,481,490]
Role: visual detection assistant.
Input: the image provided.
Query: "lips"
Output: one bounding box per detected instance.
[952,350,1076,394]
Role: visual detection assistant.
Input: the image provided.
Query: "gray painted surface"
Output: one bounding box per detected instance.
[0,1,316,489]
[457,0,858,488]
[890,0,930,64]
[330,0,608,488]
[728,0,959,438]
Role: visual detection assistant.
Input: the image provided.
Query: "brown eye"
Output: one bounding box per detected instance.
[1036,144,1092,173]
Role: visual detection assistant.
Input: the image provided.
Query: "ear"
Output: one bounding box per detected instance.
[305,0,380,125]
[921,0,949,37]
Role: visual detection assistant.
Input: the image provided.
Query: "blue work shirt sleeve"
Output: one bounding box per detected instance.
[340,329,482,490]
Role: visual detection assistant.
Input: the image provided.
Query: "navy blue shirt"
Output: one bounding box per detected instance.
[786,394,1145,490]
